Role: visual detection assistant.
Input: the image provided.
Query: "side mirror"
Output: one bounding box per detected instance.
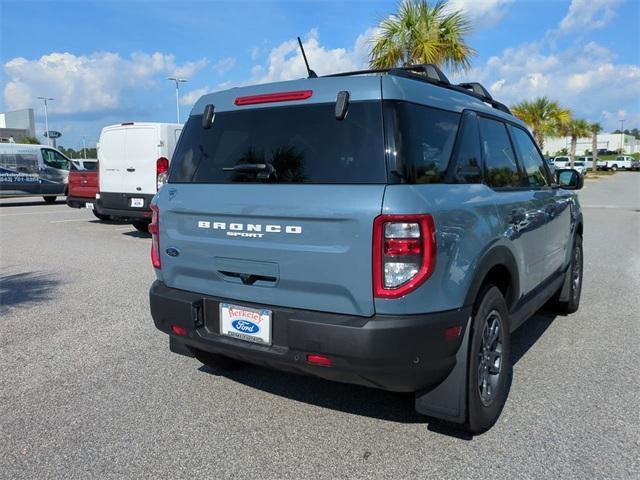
[556,169,583,190]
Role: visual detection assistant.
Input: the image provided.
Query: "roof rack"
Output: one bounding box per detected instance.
[324,64,512,115]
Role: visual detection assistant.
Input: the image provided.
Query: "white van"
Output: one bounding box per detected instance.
[0,143,70,203]
[97,122,182,231]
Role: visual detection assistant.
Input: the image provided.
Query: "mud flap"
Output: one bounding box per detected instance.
[414,316,471,423]
[170,336,195,357]
[558,264,572,302]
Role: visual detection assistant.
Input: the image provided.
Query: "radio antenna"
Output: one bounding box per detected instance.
[297,37,317,78]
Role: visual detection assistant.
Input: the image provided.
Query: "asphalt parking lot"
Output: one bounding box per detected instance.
[1,173,638,479]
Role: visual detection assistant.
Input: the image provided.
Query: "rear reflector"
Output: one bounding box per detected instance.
[306,354,332,367]
[444,326,463,340]
[234,90,313,106]
[171,325,188,336]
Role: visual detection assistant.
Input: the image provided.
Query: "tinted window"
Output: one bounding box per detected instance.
[511,127,549,187]
[450,114,481,183]
[390,102,460,183]
[41,149,70,170]
[170,102,386,184]
[479,117,523,188]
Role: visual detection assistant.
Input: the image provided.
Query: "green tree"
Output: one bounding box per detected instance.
[369,0,475,71]
[20,136,41,144]
[589,122,602,168]
[511,97,571,151]
[557,119,590,166]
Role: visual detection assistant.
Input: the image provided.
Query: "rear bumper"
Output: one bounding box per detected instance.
[97,192,154,220]
[149,280,471,393]
[66,196,97,209]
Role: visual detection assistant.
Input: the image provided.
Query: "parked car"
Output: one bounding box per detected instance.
[551,155,571,168]
[148,65,585,433]
[630,160,640,171]
[597,155,635,171]
[0,143,70,203]
[97,122,182,232]
[71,159,98,171]
[66,161,110,220]
[572,161,588,176]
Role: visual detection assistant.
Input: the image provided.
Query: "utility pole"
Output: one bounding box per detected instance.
[82,135,87,159]
[619,119,625,153]
[37,96,54,146]
[167,77,188,123]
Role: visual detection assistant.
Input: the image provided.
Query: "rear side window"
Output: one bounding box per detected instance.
[389,102,460,183]
[478,117,523,188]
[169,102,386,184]
[511,127,549,187]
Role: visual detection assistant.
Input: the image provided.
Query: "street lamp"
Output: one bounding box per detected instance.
[81,135,87,159]
[619,119,625,153]
[167,77,188,123]
[37,96,54,146]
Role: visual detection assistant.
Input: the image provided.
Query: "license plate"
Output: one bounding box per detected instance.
[130,198,144,208]
[85,202,94,209]
[220,303,272,345]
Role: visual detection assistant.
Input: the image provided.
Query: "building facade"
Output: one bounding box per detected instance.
[0,109,36,142]
[543,133,639,156]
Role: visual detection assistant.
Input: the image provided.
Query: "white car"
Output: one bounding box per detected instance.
[572,161,588,176]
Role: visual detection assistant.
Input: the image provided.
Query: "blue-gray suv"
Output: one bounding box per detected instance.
[149,64,584,433]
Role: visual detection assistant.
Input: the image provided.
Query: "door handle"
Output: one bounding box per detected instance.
[126,167,136,172]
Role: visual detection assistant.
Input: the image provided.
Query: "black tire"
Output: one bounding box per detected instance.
[611,165,618,172]
[132,220,150,233]
[466,286,512,434]
[553,234,583,314]
[192,349,245,372]
[92,210,111,221]
[43,196,57,203]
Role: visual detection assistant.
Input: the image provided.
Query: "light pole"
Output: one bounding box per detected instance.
[81,135,87,159]
[37,96,54,146]
[167,77,188,123]
[619,119,625,153]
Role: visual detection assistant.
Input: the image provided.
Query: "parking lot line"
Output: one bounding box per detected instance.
[49,218,92,223]
[0,209,76,217]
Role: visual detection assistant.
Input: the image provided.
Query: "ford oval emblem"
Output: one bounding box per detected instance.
[165,247,180,257]
[231,319,260,334]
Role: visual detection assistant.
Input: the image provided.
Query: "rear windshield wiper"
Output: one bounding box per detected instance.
[222,163,276,179]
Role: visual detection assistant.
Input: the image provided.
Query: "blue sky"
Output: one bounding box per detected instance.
[2,0,639,149]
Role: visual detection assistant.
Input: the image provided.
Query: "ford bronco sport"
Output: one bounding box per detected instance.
[149,64,584,433]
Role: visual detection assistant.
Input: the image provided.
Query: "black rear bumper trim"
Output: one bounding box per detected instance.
[150,280,471,393]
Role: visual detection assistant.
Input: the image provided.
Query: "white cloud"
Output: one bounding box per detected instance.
[3,51,208,115]
[180,86,210,106]
[173,58,209,79]
[446,0,514,28]
[454,40,640,131]
[559,0,623,32]
[212,57,236,75]
[249,29,369,84]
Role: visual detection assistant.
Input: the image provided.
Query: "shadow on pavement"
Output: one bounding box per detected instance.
[196,308,559,436]
[122,230,151,239]
[0,270,61,313]
[0,199,66,207]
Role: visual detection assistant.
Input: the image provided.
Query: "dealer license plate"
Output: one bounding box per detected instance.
[130,198,144,208]
[220,303,272,345]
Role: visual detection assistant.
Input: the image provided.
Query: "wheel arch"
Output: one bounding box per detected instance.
[464,246,519,313]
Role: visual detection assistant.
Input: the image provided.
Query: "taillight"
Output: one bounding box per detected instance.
[156,157,169,190]
[149,204,161,269]
[373,214,436,299]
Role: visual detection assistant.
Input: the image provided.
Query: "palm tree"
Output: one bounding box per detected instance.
[589,122,602,170]
[511,97,570,151]
[369,0,475,71]
[558,119,591,166]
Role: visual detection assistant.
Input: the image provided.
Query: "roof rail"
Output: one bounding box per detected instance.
[323,64,512,115]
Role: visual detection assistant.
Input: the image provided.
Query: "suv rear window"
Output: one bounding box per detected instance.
[169,101,386,184]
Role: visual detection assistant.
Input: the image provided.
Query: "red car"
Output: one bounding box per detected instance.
[66,160,110,221]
